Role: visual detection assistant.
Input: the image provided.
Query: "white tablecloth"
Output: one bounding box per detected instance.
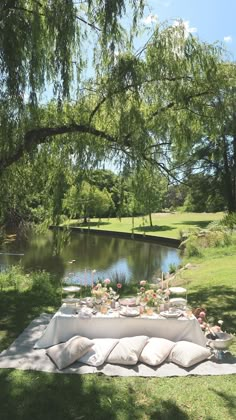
[35,305,207,349]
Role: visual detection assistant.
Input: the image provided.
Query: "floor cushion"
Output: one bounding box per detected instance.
[46,335,93,370]
[139,337,175,366]
[169,340,211,367]
[107,336,148,365]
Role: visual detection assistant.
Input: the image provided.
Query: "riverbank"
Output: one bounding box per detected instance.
[49,225,181,248]
[63,211,224,240]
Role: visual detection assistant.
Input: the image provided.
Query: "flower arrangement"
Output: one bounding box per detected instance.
[91,282,109,299]
[91,278,122,301]
[137,280,170,308]
[193,307,224,336]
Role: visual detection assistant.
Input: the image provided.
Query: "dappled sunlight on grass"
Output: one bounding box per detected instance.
[0,370,235,420]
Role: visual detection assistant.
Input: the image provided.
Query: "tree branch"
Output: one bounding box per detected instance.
[0,124,118,174]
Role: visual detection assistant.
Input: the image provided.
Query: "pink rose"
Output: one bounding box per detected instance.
[140,280,147,286]
[117,283,122,289]
[197,317,203,324]
[104,278,111,285]
[140,287,145,293]
[199,311,206,318]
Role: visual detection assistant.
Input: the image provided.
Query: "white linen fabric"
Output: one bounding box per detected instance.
[34,306,206,349]
[107,336,148,365]
[78,338,119,367]
[1,314,236,377]
[139,337,175,366]
[169,340,211,367]
[46,335,93,370]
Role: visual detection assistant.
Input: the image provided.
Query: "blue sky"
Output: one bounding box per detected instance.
[141,0,236,60]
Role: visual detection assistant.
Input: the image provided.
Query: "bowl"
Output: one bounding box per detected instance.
[208,332,234,350]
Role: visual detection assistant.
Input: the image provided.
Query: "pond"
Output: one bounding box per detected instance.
[0,230,181,285]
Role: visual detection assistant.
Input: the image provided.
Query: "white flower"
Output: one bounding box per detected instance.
[218,320,224,325]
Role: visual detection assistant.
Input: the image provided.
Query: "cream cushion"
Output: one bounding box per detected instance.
[78,338,119,367]
[169,341,211,367]
[46,335,93,370]
[139,338,175,366]
[107,336,148,365]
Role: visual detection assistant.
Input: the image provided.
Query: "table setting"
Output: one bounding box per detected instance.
[34,289,207,349]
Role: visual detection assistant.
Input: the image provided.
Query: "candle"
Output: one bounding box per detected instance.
[91,269,96,288]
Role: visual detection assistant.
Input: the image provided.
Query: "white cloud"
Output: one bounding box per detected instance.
[173,20,197,36]
[143,14,158,25]
[224,35,232,43]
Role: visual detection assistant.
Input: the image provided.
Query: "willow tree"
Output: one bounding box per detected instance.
[1,9,235,222]
[0,0,144,170]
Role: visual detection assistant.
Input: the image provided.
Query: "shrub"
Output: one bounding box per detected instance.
[30,271,57,304]
[221,213,236,230]
[0,265,32,291]
[179,222,232,257]
[168,263,177,274]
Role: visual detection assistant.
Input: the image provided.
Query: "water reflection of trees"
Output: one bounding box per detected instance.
[62,233,179,282]
[6,231,180,283]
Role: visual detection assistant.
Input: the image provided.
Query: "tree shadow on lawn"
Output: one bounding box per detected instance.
[0,370,190,420]
[0,289,60,352]
[134,225,175,233]
[69,221,111,227]
[211,389,236,420]
[187,285,236,332]
[173,220,213,229]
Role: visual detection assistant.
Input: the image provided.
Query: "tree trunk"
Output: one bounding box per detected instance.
[222,135,235,212]
[149,212,153,227]
[232,136,236,211]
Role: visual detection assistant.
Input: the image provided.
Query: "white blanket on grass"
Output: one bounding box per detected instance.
[0,314,235,377]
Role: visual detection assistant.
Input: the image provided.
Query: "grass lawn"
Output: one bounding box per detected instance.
[65,211,224,239]
[1,212,236,420]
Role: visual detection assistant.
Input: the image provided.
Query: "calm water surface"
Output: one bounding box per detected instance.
[0,231,181,284]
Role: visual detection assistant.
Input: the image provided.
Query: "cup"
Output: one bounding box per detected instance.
[100,304,108,314]
[146,306,154,316]
[185,307,192,318]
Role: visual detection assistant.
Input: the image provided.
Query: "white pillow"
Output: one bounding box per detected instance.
[169,341,211,367]
[46,335,93,370]
[107,336,148,365]
[78,338,119,367]
[139,338,175,366]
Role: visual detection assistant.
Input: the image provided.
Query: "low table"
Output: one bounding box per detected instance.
[35,305,207,349]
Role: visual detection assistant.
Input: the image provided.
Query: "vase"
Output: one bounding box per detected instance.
[146,306,154,316]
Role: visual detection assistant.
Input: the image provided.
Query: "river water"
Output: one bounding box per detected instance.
[0,230,181,285]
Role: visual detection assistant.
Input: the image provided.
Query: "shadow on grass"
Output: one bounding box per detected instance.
[68,221,111,227]
[187,285,236,332]
[0,370,190,420]
[0,289,60,352]
[173,220,213,229]
[211,389,236,420]
[134,225,175,233]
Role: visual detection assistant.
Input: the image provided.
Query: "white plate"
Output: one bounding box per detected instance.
[62,298,80,304]
[160,310,182,318]
[62,286,81,292]
[119,309,140,317]
[119,298,137,307]
[169,287,187,294]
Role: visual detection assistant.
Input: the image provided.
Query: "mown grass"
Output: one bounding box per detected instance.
[1,212,236,420]
[65,211,224,239]
[0,370,236,420]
